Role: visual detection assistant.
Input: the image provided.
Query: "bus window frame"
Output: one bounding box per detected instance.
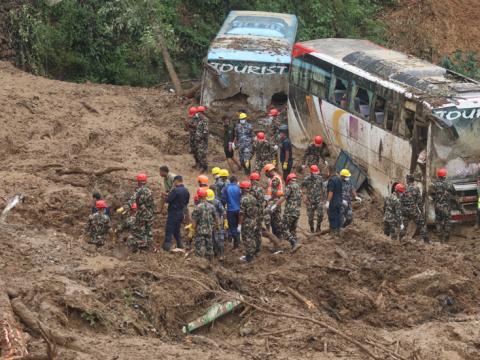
[351,82,373,120]
[329,73,350,109]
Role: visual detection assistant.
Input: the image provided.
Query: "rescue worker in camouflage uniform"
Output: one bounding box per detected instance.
[276,173,301,251]
[383,183,405,240]
[301,165,325,233]
[264,163,284,238]
[252,131,277,174]
[400,174,428,243]
[340,169,358,228]
[191,188,218,260]
[239,181,257,262]
[429,168,456,241]
[234,112,254,174]
[207,188,225,260]
[301,135,327,171]
[115,203,137,237]
[266,108,281,146]
[118,173,155,251]
[86,200,111,246]
[185,107,199,167]
[194,106,209,172]
[249,172,264,254]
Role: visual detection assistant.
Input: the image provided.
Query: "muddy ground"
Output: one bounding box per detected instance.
[0,61,479,360]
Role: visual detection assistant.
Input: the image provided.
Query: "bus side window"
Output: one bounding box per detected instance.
[385,107,396,132]
[353,86,372,119]
[332,77,348,109]
[310,64,330,100]
[373,95,386,125]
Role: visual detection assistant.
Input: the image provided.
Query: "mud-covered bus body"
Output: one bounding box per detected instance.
[287,39,479,223]
[201,11,297,111]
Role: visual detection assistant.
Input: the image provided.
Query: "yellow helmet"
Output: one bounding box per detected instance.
[219,169,230,177]
[239,112,248,120]
[340,169,351,177]
[206,189,215,201]
[211,167,221,176]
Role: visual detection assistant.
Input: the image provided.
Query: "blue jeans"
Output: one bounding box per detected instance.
[163,210,184,250]
[227,210,240,247]
[328,203,342,231]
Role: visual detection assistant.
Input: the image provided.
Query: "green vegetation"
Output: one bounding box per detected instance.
[441,50,480,80]
[8,0,388,86]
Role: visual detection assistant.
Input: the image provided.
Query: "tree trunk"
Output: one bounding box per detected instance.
[156,30,183,95]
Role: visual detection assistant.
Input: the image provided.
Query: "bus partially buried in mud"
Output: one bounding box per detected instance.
[201,11,297,111]
[287,39,479,223]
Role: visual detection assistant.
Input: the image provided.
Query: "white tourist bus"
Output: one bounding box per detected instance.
[287,38,479,223]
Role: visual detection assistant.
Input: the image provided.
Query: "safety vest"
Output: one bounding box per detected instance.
[266,174,284,197]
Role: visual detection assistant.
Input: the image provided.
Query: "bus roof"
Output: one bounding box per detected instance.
[208,11,298,64]
[297,38,480,106]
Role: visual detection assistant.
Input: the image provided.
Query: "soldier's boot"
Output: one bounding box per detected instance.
[254,238,261,255]
[315,220,322,233]
[240,254,254,262]
[309,219,315,233]
[422,235,430,244]
[442,232,450,242]
[233,234,240,249]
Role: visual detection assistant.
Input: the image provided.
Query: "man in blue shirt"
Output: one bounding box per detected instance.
[221,175,241,248]
[279,128,293,182]
[325,165,343,236]
[163,175,190,251]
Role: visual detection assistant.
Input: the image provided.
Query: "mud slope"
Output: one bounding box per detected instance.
[1,61,480,360]
[385,0,480,61]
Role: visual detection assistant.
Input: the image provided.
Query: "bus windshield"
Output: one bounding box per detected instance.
[431,105,480,178]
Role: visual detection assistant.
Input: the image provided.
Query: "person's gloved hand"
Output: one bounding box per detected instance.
[400,223,405,231]
[116,207,125,214]
[223,218,229,230]
[355,196,362,202]
[273,145,279,151]
[283,162,288,170]
[272,159,277,166]
[237,225,242,233]
[185,224,195,239]
[245,160,250,169]
[342,200,348,206]
[264,195,272,201]
[231,142,236,150]
[301,164,306,169]
[270,204,277,212]
[325,201,330,210]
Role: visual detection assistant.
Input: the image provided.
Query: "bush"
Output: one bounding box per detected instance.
[441,50,480,80]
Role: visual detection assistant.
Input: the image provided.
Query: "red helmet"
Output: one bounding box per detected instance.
[310,165,320,174]
[95,200,107,209]
[193,194,199,202]
[257,132,265,141]
[314,135,323,146]
[437,168,447,177]
[249,172,260,181]
[197,106,206,113]
[131,203,137,210]
[395,183,406,193]
[263,163,275,173]
[197,189,207,198]
[136,173,147,182]
[240,181,251,189]
[197,175,209,185]
[286,173,297,184]
[188,107,197,117]
[269,108,279,117]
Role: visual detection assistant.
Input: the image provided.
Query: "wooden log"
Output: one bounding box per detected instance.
[261,230,282,248]
[156,28,182,95]
[0,281,28,358]
[286,287,316,311]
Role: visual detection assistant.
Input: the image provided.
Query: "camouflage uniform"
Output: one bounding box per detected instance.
[400,183,427,240]
[126,185,155,250]
[116,215,135,234]
[194,114,209,170]
[250,181,265,254]
[301,173,325,232]
[240,191,257,260]
[383,194,403,240]
[252,139,276,174]
[191,200,217,259]
[302,143,326,169]
[341,179,355,228]
[282,181,302,247]
[86,211,111,246]
[429,178,455,241]
[235,121,253,172]
[269,175,283,238]
[209,197,225,258]
[187,115,199,161]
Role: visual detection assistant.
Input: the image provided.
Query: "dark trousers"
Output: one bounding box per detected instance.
[163,210,184,250]
[328,203,342,231]
[227,210,240,247]
[282,160,293,182]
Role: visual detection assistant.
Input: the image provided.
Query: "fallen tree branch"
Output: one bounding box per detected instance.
[56,166,127,177]
[93,166,128,176]
[258,328,295,337]
[80,101,100,114]
[365,339,408,360]
[286,287,316,311]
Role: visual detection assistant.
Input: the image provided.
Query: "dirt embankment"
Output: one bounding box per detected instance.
[0,61,480,359]
[385,0,480,61]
